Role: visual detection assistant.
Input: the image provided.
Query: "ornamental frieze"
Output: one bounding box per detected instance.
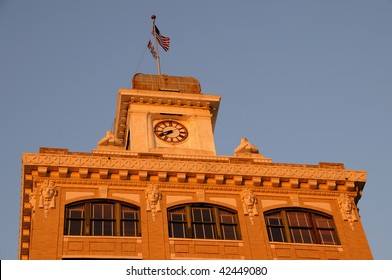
[22,153,366,182]
[30,178,358,200]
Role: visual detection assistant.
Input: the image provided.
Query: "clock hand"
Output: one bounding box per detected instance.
[159,130,174,136]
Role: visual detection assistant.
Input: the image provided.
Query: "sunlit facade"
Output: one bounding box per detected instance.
[19,74,372,259]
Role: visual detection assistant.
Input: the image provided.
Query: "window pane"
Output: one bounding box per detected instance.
[192,208,202,222]
[66,204,85,236]
[123,211,137,220]
[170,208,186,222]
[193,223,215,239]
[122,221,137,236]
[267,216,282,226]
[269,227,285,242]
[220,211,235,224]
[192,207,213,222]
[287,212,310,227]
[171,223,186,238]
[121,205,139,236]
[204,224,215,239]
[171,213,185,221]
[122,206,138,220]
[91,220,114,236]
[92,221,102,236]
[103,221,114,236]
[202,208,213,222]
[104,204,113,219]
[297,213,310,227]
[93,204,103,219]
[222,224,237,240]
[319,229,337,245]
[69,207,84,218]
[194,224,204,238]
[314,215,333,228]
[68,220,84,235]
[302,229,314,243]
[168,208,187,238]
[127,210,139,220]
[291,228,314,243]
[192,208,215,239]
[290,228,301,242]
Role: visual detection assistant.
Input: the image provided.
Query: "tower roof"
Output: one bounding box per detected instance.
[132,73,201,93]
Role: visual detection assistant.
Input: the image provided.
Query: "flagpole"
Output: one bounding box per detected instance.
[151,15,161,75]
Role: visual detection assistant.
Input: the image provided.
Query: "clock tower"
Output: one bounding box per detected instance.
[110,73,220,155]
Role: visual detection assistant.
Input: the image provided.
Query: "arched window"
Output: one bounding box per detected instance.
[64,200,140,237]
[168,204,240,240]
[265,208,339,245]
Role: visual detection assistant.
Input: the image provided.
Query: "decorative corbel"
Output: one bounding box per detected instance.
[145,184,162,221]
[338,193,358,230]
[241,187,258,225]
[39,180,58,218]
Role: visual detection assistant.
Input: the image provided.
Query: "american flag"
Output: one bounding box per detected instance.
[147,40,157,59]
[153,25,170,52]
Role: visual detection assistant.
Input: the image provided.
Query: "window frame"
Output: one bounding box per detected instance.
[264,208,340,245]
[90,202,116,236]
[64,200,140,237]
[168,204,241,240]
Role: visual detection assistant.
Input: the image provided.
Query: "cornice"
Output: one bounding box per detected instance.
[118,88,221,110]
[22,152,366,184]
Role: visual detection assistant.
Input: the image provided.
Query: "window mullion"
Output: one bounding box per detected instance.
[137,209,141,237]
[235,214,241,240]
[310,213,321,244]
[115,203,121,236]
[85,203,91,236]
[186,206,192,238]
[281,210,291,243]
[64,208,70,235]
[214,207,222,239]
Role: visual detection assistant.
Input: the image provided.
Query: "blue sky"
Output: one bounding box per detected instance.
[1,0,391,259]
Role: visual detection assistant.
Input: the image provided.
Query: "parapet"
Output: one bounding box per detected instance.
[132,73,201,93]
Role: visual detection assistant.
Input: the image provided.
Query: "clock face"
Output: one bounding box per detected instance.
[154,120,189,143]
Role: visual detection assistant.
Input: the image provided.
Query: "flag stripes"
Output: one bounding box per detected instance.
[153,25,170,51]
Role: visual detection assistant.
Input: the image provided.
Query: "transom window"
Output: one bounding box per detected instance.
[168,204,240,240]
[265,208,339,245]
[65,200,140,237]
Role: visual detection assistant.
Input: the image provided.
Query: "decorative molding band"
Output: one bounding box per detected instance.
[30,178,358,198]
[22,153,366,183]
[119,89,221,111]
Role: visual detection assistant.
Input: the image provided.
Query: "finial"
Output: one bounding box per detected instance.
[151,15,156,20]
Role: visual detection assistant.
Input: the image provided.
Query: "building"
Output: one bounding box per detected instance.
[18,73,372,259]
